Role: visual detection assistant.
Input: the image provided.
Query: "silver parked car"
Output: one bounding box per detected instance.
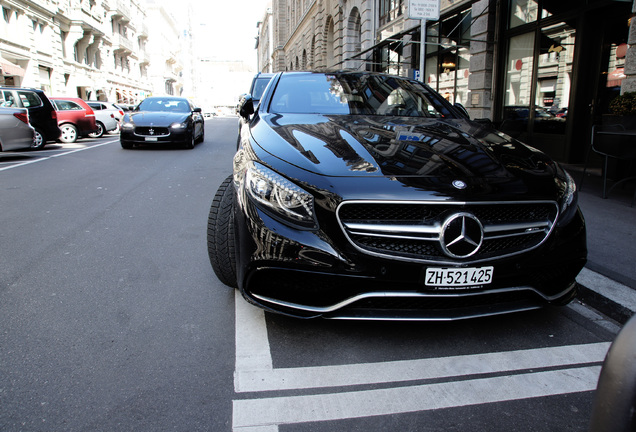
[86,101,123,137]
[0,107,35,151]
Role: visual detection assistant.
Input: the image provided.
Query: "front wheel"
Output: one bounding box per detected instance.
[184,132,195,149]
[59,124,78,143]
[88,122,104,138]
[31,128,46,150]
[207,175,237,288]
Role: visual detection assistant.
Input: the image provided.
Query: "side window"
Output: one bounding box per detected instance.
[17,91,43,108]
[0,90,16,107]
[55,100,81,110]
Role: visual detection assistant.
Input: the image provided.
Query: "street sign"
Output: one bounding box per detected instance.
[409,0,440,20]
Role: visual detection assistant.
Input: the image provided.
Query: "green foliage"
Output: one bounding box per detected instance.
[609,92,636,115]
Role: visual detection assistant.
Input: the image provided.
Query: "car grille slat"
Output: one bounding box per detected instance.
[337,201,559,264]
[135,127,170,136]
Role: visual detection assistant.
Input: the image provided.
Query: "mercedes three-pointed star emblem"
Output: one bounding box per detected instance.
[440,212,484,258]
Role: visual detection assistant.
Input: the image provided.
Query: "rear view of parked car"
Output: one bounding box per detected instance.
[0,107,35,151]
[50,97,98,143]
[0,87,60,149]
[86,101,121,137]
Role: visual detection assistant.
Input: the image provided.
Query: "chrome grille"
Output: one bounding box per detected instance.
[337,201,559,264]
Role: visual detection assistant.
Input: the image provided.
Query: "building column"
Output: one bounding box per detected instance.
[620,1,636,93]
[467,0,495,119]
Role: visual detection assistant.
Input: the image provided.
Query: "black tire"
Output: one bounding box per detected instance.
[89,122,105,138]
[184,131,195,149]
[207,175,238,288]
[31,128,46,150]
[196,126,205,143]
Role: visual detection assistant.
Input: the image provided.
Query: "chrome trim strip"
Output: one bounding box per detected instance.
[251,284,573,315]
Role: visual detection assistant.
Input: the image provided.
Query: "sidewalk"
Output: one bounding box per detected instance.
[567,166,636,324]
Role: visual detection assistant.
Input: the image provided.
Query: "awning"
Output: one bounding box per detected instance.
[0,58,25,77]
[607,68,625,87]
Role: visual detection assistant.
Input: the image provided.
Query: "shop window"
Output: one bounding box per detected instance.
[424,9,471,106]
[509,0,538,28]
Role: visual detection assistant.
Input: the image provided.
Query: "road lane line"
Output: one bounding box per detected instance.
[0,139,118,172]
[233,293,609,393]
[235,291,273,376]
[232,365,602,428]
[235,341,609,392]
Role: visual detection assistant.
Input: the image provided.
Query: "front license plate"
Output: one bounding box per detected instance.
[145,137,158,142]
[425,266,494,287]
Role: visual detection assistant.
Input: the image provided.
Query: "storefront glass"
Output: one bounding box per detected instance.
[509,0,538,28]
[424,9,471,106]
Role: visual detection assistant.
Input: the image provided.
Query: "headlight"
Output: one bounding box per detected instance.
[245,161,317,229]
[121,122,134,129]
[170,122,187,129]
[558,169,578,226]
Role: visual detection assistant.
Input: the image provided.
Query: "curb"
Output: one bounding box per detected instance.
[576,268,636,325]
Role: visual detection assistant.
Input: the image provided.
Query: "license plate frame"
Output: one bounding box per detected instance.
[424,266,494,288]
[145,137,158,142]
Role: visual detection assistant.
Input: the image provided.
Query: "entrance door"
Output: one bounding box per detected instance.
[497,0,632,163]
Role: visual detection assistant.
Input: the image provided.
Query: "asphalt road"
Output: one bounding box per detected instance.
[0,118,623,431]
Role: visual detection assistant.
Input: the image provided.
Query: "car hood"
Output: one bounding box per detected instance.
[127,111,189,125]
[253,113,557,180]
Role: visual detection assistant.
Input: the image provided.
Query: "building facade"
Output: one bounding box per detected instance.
[261,0,636,165]
[0,0,185,105]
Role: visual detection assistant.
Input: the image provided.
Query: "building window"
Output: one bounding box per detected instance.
[379,0,403,27]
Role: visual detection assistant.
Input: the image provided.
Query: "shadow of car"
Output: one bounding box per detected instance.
[120,96,204,149]
[50,97,98,143]
[0,107,35,151]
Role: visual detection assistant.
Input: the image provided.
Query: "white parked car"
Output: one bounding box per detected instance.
[86,101,124,137]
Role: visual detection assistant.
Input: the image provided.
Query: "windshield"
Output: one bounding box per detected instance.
[269,73,454,118]
[137,98,191,113]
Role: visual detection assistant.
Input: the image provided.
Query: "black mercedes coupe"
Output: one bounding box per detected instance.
[208,71,586,320]
[120,96,204,149]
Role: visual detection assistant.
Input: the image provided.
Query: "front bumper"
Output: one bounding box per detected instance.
[234,187,587,321]
[120,126,191,145]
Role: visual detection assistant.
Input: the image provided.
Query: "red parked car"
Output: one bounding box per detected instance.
[50,97,98,143]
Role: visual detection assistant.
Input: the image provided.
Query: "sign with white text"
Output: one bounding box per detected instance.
[409,0,440,20]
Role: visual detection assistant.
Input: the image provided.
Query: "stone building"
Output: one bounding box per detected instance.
[0,0,185,104]
[260,0,636,165]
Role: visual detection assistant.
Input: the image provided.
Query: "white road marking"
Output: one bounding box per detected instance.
[233,366,602,428]
[0,140,118,172]
[233,289,609,430]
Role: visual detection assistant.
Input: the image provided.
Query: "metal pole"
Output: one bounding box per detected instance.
[419,19,426,82]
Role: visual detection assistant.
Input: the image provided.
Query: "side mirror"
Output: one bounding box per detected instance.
[193,107,202,113]
[454,102,470,119]
[239,94,255,119]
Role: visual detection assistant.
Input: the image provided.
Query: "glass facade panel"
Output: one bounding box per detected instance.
[509,0,538,28]
[424,9,471,105]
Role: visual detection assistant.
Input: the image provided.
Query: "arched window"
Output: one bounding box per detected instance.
[345,8,362,70]
[301,50,307,70]
[326,16,335,68]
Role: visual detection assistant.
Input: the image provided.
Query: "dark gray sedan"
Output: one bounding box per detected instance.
[120,97,204,149]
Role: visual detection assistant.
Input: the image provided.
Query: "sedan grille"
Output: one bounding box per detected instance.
[135,127,170,136]
[337,201,559,264]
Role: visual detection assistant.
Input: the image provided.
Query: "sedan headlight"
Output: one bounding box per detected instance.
[245,161,317,229]
[170,122,187,129]
[121,121,134,129]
